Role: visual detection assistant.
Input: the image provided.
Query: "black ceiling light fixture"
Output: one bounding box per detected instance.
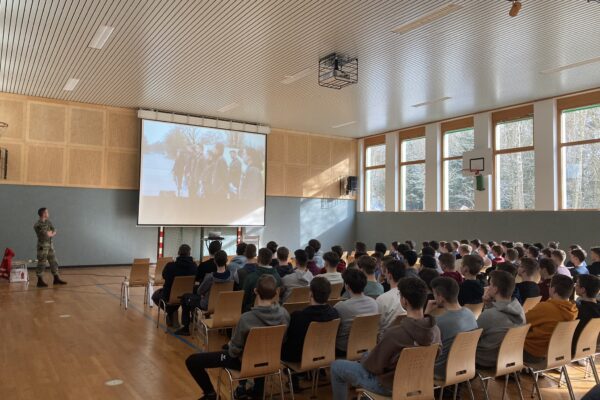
[508,0,522,17]
[318,53,358,90]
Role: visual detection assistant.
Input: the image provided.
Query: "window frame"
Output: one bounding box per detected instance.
[441,117,475,211]
[363,135,386,212]
[398,126,426,211]
[557,90,600,210]
[492,105,534,211]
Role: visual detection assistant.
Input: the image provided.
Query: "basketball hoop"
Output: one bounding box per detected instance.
[462,168,485,191]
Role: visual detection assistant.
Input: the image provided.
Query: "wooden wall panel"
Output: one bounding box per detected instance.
[267,132,286,163]
[70,108,105,146]
[26,145,65,184]
[1,142,23,182]
[68,148,103,186]
[284,165,309,197]
[266,162,285,196]
[286,133,309,165]
[106,151,139,188]
[0,98,25,140]
[108,111,140,150]
[28,102,66,143]
[310,136,331,167]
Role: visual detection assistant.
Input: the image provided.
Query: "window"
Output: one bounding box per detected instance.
[399,127,426,211]
[442,118,475,210]
[364,136,386,211]
[558,91,600,209]
[492,106,534,210]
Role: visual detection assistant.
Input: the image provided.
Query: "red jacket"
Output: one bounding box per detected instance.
[0,248,15,280]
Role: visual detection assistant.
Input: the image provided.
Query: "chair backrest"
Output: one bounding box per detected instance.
[129,262,150,286]
[392,344,440,400]
[299,319,341,370]
[495,324,531,376]
[211,291,245,328]
[328,298,343,307]
[133,258,150,264]
[167,276,196,304]
[238,325,287,379]
[206,281,235,314]
[545,320,579,369]
[443,329,483,386]
[286,286,311,303]
[153,257,174,284]
[522,296,542,313]
[346,313,381,361]
[463,303,484,319]
[283,302,310,314]
[574,318,600,360]
[330,282,344,299]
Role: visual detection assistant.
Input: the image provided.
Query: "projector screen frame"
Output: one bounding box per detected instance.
[136,118,268,227]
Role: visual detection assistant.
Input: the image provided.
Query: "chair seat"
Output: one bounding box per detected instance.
[524,359,549,372]
[356,388,391,400]
[224,367,283,380]
[476,367,498,379]
[127,281,147,287]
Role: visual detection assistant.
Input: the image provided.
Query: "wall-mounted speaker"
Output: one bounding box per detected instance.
[341,176,358,195]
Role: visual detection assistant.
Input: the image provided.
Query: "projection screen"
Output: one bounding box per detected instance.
[138,120,266,226]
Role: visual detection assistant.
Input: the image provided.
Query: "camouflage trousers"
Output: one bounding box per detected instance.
[36,245,59,276]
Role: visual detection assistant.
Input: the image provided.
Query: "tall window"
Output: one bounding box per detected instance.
[442,118,475,210]
[364,136,386,211]
[399,127,426,211]
[493,106,534,210]
[558,91,600,209]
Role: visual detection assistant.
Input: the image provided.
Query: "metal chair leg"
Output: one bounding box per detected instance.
[452,384,458,400]
[466,380,475,400]
[438,385,444,400]
[514,372,525,400]
[590,356,600,385]
[557,366,564,388]
[502,374,509,400]
[562,366,576,400]
[532,372,543,400]
[278,371,285,400]
[477,373,490,400]
[286,368,295,400]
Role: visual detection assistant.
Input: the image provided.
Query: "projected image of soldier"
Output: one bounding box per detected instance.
[172,149,188,197]
[239,148,264,200]
[228,149,242,198]
[187,143,205,198]
[206,142,229,198]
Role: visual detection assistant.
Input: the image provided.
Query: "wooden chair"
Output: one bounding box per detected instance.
[156,275,195,329]
[434,329,483,400]
[285,286,311,303]
[218,325,287,400]
[463,303,484,319]
[524,320,579,400]
[522,296,542,313]
[328,298,343,307]
[283,302,310,314]
[357,344,440,400]
[330,282,344,299]
[477,324,531,400]
[571,318,600,385]
[133,258,150,264]
[344,313,381,361]
[196,290,244,350]
[120,261,150,309]
[284,319,341,399]
[205,281,235,315]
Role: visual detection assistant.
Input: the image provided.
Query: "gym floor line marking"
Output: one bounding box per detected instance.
[105,379,124,386]
[59,314,71,318]
[45,300,55,303]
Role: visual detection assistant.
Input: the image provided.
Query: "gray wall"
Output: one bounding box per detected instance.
[0,184,356,266]
[356,211,600,258]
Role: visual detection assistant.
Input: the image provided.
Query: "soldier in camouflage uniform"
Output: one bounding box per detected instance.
[34,207,67,287]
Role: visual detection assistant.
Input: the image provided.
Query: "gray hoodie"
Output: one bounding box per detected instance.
[228,304,290,358]
[228,255,247,282]
[281,269,313,302]
[476,299,526,368]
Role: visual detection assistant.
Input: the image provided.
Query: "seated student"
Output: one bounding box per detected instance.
[356,255,384,298]
[505,248,519,266]
[491,245,505,267]
[242,248,283,312]
[451,240,461,258]
[528,246,541,262]
[334,268,379,356]
[566,244,582,268]
[419,267,440,308]
[274,246,293,277]
[455,244,473,270]
[266,241,279,267]
[570,248,590,277]
[420,254,438,272]
[185,275,290,400]
[376,260,407,338]
[588,247,600,276]
[515,258,541,304]
[152,244,197,328]
[572,274,600,355]
[403,250,420,279]
[430,241,441,258]
[439,253,463,285]
[320,251,344,285]
[354,241,368,258]
[405,240,416,251]
[374,242,387,256]
[524,275,577,363]
[235,244,258,287]
[421,245,436,259]
[458,255,485,306]
[540,248,553,260]
[281,249,313,301]
[329,245,347,273]
[330,278,442,400]
[426,277,478,378]
[305,245,321,276]
[389,241,401,260]
[551,249,572,277]
[476,270,526,368]
[309,238,325,269]
[282,277,339,363]
[477,244,493,271]
[196,240,221,283]
[228,242,247,278]
[538,258,557,301]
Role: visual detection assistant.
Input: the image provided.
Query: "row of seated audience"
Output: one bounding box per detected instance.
[152,238,600,400]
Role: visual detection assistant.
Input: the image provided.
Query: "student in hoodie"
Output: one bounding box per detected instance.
[309,238,325,269]
[515,257,541,304]
[458,255,485,305]
[551,249,572,277]
[439,252,463,285]
[403,250,420,279]
[282,277,339,363]
[242,248,283,312]
[235,244,258,288]
[228,242,247,279]
[376,259,407,339]
[476,270,525,368]
[527,245,541,261]
[320,251,344,285]
[572,274,600,355]
[266,241,279,267]
[356,255,384,298]
[185,275,290,400]
[330,278,442,400]
[305,245,321,276]
[524,274,577,363]
[329,245,347,273]
[491,245,505,267]
[455,244,473,271]
[152,244,198,328]
[570,248,590,277]
[426,277,478,378]
[281,249,313,302]
[196,240,221,283]
[588,247,600,276]
[274,246,294,277]
[538,258,557,301]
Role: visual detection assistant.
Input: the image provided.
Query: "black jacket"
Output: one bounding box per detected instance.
[515,281,540,305]
[281,304,339,362]
[588,262,600,276]
[196,258,217,283]
[162,256,197,301]
[573,300,600,355]
[458,279,485,306]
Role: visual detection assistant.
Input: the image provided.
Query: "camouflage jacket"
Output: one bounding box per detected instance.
[34,219,55,246]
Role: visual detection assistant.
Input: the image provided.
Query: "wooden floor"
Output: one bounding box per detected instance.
[0,267,597,400]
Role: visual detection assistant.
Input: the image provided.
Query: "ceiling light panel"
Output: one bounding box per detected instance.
[412,96,451,108]
[217,102,240,113]
[392,3,462,34]
[281,67,313,84]
[89,25,115,49]
[63,78,80,91]
[540,56,600,74]
[332,121,356,128]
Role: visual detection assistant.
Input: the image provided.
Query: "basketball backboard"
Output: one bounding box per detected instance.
[462,148,492,176]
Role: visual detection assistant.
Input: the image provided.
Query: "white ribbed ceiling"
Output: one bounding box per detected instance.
[1,0,600,138]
